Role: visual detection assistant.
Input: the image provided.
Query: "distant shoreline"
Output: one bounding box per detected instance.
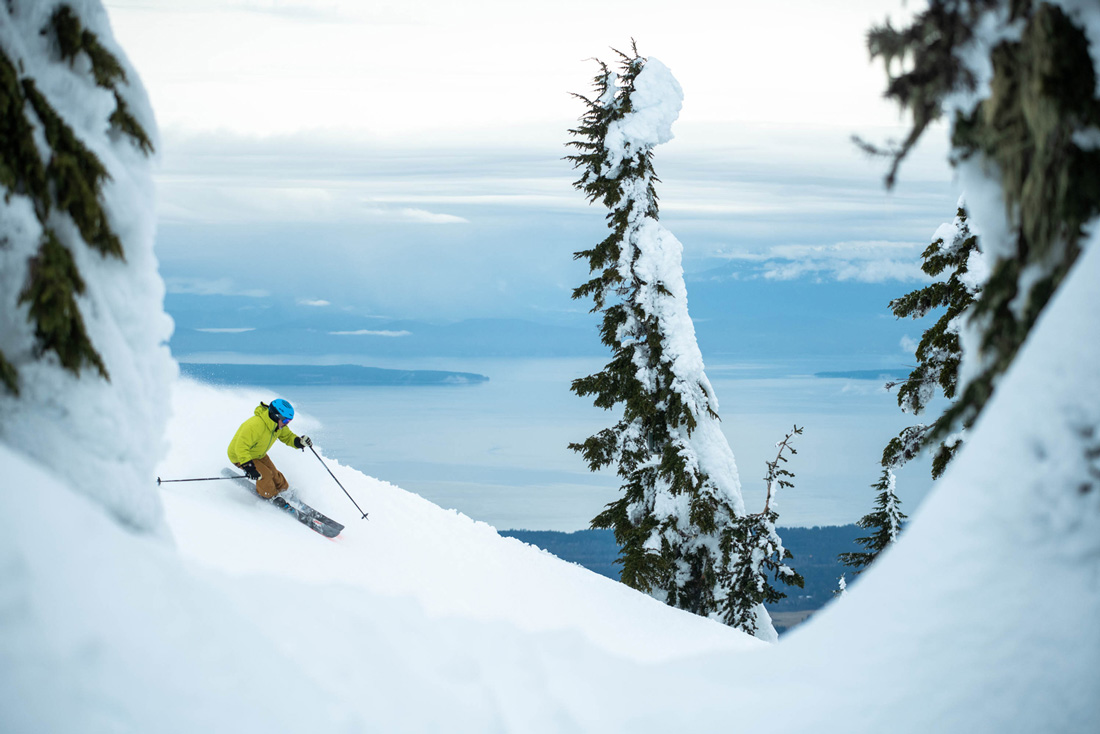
[501,525,863,624]
[179,362,490,387]
[814,369,909,381]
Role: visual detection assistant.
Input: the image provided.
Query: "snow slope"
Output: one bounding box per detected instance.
[1,379,761,732]
[2,239,1097,734]
[158,379,758,665]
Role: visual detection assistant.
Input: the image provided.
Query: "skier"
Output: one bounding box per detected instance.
[227,398,313,499]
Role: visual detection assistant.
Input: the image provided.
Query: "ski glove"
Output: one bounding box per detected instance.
[295,435,312,449]
[241,461,261,481]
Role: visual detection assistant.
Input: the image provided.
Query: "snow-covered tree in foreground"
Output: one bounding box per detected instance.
[865,0,1100,452]
[566,47,773,636]
[0,1,174,531]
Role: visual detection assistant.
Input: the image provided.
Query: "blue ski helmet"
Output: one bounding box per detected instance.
[270,398,294,423]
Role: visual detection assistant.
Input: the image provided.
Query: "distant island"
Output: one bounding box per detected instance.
[179,363,490,387]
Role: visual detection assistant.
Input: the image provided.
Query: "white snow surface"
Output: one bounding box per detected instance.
[0,1,175,533]
[3,237,1098,731]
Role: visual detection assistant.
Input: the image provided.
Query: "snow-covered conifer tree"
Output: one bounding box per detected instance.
[839,467,907,573]
[883,202,984,477]
[0,2,174,531]
[863,0,1100,455]
[566,46,764,634]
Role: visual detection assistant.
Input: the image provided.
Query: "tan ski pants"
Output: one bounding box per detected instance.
[240,454,288,499]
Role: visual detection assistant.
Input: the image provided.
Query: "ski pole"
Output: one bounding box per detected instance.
[309,445,368,520]
[156,475,245,485]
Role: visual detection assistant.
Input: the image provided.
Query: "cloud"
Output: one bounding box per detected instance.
[299,299,331,307]
[363,206,469,225]
[762,259,926,283]
[900,335,919,355]
[721,241,931,283]
[165,277,269,298]
[150,126,956,321]
[231,1,354,23]
[156,178,472,225]
[328,330,412,337]
[108,0,416,26]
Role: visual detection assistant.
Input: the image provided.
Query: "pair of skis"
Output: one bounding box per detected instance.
[271,494,344,538]
[221,469,344,538]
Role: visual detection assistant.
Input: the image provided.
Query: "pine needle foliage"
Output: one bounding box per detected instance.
[864,0,1100,463]
[0,351,17,395]
[883,205,981,477]
[854,0,992,188]
[109,90,154,155]
[839,467,907,573]
[51,6,126,88]
[18,229,108,378]
[22,79,122,259]
[718,426,805,634]
[48,6,153,155]
[0,4,154,395]
[0,51,49,214]
[565,46,742,620]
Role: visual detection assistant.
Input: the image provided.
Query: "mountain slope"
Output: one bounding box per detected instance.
[1,378,758,732]
[2,237,1097,732]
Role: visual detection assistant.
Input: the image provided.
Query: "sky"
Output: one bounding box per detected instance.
[104,0,959,325]
[98,0,965,528]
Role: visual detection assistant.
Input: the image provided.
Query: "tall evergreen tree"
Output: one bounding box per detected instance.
[883,202,984,478]
[839,467,907,573]
[566,46,763,634]
[862,0,1100,452]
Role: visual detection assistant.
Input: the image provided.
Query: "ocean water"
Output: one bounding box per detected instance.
[251,356,936,531]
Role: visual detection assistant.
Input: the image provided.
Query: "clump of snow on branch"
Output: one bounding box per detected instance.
[602,58,682,179]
